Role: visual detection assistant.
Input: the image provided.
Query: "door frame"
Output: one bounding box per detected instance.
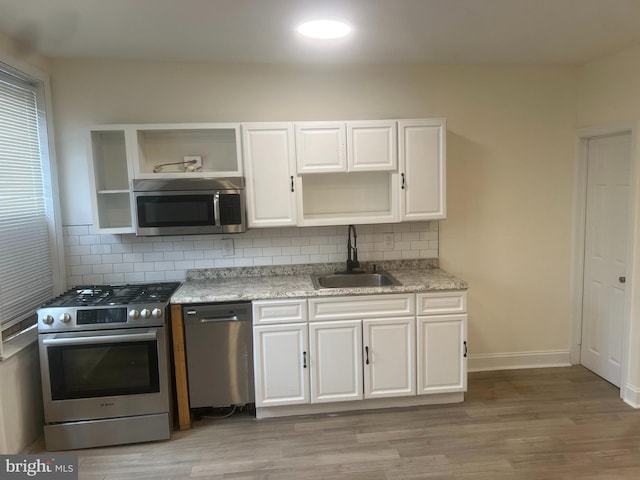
[570,123,638,404]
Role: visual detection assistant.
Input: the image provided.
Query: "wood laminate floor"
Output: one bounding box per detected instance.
[37,367,640,479]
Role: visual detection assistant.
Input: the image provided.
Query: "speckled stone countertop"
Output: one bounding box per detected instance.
[171,259,467,304]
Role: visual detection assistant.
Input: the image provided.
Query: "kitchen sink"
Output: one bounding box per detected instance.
[311,271,402,289]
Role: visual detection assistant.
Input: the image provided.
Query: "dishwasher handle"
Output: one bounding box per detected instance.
[196,315,240,323]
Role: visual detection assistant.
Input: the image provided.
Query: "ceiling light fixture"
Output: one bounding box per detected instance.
[297,20,351,39]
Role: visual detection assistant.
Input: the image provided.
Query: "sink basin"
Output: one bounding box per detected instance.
[311,271,401,289]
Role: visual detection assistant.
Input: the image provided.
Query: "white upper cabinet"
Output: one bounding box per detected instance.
[132,123,243,178]
[87,126,136,234]
[296,120,397,174]
[398,119,446,220]
[242,123,297,227]
[295,122,347,173]
[347,120,397,172]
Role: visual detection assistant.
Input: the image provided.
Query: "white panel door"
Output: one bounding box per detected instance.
[398,119,446,220]
[347,120,397,171]
[309,320,363,403]
[295,122,347,173]
[581,132,631,387]
[363,317,416,399]
[253,323,309,407]
[417,314,467,394]
[242,123,297,227]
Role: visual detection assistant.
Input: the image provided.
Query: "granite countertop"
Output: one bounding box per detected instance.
[171,259,467,304]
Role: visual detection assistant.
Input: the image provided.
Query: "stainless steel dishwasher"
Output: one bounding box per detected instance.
[183,302,254,409]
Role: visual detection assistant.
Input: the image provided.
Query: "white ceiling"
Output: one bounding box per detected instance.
[0,0,640,65]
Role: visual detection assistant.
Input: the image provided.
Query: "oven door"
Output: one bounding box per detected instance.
[39,327,169,423]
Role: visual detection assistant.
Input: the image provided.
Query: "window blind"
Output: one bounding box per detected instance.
[0,72,53,332]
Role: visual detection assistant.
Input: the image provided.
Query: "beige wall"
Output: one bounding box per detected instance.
[51,60,578,359]
[577,43,640,401]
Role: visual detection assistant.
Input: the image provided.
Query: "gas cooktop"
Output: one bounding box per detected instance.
[38,282,181,332]
[42,283,181,308]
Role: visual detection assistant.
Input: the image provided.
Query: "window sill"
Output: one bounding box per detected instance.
[0,327,37,362]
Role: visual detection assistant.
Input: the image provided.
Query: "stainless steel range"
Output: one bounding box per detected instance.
[37,282,180,451]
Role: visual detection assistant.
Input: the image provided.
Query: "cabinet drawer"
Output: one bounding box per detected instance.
[309,294,415,321]
[416,292,466,315]
[253,299,308,325]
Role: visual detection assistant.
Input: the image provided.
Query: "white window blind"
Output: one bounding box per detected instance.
[0,71,53,332]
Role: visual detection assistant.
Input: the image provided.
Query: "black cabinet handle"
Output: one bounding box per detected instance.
[401,173,405,189]
[290,176,294,192]
[303,351,307,368]
[463,341,468,358]
[365,346,370,365]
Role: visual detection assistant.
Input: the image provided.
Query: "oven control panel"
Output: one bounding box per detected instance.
[38,305,167,332]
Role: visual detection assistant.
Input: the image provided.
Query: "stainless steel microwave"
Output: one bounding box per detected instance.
[132,177,247,236]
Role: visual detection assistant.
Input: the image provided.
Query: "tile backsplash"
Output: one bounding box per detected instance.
[63,222,438,286]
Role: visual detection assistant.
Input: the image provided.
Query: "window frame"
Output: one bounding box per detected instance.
[0,52,65,360]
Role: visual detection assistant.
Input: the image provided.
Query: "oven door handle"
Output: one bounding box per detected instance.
[42,331,158,346]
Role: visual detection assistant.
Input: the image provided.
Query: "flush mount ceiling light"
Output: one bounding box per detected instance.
[297,20,351,39]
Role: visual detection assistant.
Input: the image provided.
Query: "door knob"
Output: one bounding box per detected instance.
[619,276,626,284]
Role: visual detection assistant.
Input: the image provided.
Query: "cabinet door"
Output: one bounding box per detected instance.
[242,123,297,227]
[363,317,416,399]
[253,323,309,407]
[295,122,347,173]
[417,314,467,394]
[309,320,363,403]
[348,120,397,171]
[398,119,446,220]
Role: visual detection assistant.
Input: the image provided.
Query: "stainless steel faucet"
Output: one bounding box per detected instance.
[346,224,360,273]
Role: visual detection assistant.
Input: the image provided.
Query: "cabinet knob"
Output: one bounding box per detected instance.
[619,276,626,284]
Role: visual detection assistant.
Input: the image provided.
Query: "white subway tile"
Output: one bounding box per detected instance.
[234,239,253,249]
[82,274,105,284]
[104,273,126,283]
[65,225,90,236]
[252,238,273,248]
[165,270,186,281]
[243,247,263,257]
[173,241,195,251]
[253,257,273,266]
[183,250,205,260]
[281,246,301,256]
[111,243,134,254]
[300,245,320,255]
[144,272,166,282]
[233,258,254,267]
[68,245,91,256]
[152,242,175,252]
[93,264,114,274]
[124,272,145,282]
[174,260,196,270]
[67,276,84,286]
[65,236,79,246]
[154,261,175,271]
[79,234,101,245]
[203,250,222,259]
[81,255,102,265]
[420,249,438,258]
[291,255,311,264]
[401,232,420,241]
[102,254,124,264]
[132,243,154,253]
[291,237,310,246]
[309,254,329,263]
[194,240,215,250]
[318,245,338,254]
[71,265,93,276]
[66,256,82,266]
[214,258,234,268]
[410,240,430,250]
[195,259,216,269]
[383,250,402,260]
[164,251,186,261]
[272,237,292,247]
[310,236,330,245]
[123,253,145,263]
[100,235,121,245]
[272,256,292,265]
[262,247,283,256]
[90,244,112,255]
[133,262,155,272]
[143,252,165,262]
[113,263,134,273]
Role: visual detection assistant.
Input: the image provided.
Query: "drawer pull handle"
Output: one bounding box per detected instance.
[365,346,370,365]
[303,351,307,368]
[463,341,468,358]
[401,173,405,189]
[290,176,294,192]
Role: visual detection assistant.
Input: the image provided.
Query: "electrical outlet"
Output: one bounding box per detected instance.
[222,238,234,256]
[183,155,202,172]
[383,233,394,249]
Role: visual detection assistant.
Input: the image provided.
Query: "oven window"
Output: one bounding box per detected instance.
[137,195,213,227]
[48,340,160,400]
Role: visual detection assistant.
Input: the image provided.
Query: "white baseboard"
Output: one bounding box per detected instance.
[468,350,572,372]
[622,384,640,408]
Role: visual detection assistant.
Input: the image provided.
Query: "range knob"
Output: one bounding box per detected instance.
[151,308,163,318]
[42,315,54,325]
[59,313,71,323]
[129,309,140,320]
[141,309,151,319]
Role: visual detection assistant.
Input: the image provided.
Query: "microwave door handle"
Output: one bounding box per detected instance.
[213,192,221,227]
[42,331,158,346]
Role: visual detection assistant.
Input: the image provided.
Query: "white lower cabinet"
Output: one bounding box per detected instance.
[363,317,416,399]
[252,292,466,413]
[309,320,363,403]
[253,323,309,407]
[417,314,467,394]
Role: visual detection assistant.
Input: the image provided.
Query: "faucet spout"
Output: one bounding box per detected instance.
[346,224,360,273]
